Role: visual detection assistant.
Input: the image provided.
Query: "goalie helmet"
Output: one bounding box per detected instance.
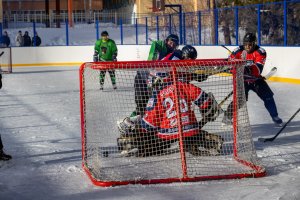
[182,45,197,60]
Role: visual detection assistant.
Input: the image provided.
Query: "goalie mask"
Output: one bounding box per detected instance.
[147,70,172,89]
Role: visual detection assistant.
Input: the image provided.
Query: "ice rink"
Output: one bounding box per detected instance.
[1,66,300,200]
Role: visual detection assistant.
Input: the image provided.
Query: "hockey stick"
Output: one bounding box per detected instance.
[258,108,300,142]
[221,45,232,54]
[198,67,277,128]
[0,51,4,57]
[263,67,277,80]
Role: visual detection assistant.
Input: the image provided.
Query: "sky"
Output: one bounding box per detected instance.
[0,66,300,200]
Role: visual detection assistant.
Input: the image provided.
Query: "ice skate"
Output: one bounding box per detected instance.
[0,150,12,161]
[272,116,283,127]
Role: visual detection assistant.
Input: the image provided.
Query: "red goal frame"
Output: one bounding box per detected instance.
[79,59,266,187]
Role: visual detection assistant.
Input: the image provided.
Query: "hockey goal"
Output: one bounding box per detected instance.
[79,59,266,187]
[0,47,12,73]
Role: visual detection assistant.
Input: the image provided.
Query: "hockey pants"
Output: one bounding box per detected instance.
[225,79,279,119]
[133,72,150,116]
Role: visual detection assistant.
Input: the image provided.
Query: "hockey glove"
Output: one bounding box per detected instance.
[93,52,99,62]
[192,73,208,82]
[112,53,117,61]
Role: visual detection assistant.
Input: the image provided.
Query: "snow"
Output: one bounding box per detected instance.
[0,66,300,200]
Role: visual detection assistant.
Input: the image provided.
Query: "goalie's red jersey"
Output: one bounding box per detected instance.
[141,81,208,140]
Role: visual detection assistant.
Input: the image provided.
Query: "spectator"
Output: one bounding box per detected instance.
[15,30,24,47]
[0,31,11,47]
[32,32,41,46]
[23,31,32,47]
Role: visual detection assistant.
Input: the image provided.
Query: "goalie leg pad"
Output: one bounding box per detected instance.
[135,132,171,157]
[184,130,224,156]
[117,135,139,156]
[117,128,171,157]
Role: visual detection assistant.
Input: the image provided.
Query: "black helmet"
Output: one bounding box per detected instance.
[101,31,109,36]
[166,34,179,46]
[243,33,256,43]
[182,45,197,60]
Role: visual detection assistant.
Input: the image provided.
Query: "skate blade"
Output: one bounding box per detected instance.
[274,122,283,127]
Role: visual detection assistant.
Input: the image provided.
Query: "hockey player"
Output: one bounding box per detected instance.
[0,73,2,89]
[93,31,118,90]
[117,72,223,157]
[0,74,12,161]
[133,34,180,117]
[0,135,12,161]
[222,32,283,126]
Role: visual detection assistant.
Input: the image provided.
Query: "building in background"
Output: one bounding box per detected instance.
[1,0,216,25]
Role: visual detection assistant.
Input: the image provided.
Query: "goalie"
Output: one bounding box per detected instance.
[117,71,223,157]
[132,44,208,118]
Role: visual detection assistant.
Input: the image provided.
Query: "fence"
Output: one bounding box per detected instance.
[0,0,299,46]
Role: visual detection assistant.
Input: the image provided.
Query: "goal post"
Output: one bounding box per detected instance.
[79,59,266,187]
[0,47,12,73]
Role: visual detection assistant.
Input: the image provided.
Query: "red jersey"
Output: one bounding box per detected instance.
[230,45,266,77]
[141,81,210,140]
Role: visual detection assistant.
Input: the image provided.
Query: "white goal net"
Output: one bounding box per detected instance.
[79,59,265,187]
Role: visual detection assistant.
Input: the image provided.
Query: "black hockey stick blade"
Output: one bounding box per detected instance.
[0,51,4,57]
[220,45,232,54]
[258,108,300,142]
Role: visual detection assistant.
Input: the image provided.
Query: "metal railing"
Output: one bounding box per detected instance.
[0,0,299,46]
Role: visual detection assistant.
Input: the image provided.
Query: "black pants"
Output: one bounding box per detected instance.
[0,74,2,89]
[0,135,3,150]
[134,71,150,116]
[225,79,278,119]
